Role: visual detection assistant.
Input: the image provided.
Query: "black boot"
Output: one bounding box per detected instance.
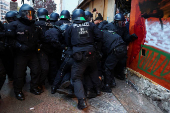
[57,88,76,98]
[51,86,57,94]
[102,84,112,93]
[78,98,87,110]
[110,78,116,88]
[115,74,125,80]
[96,87,101,96]
[86,89,97,99]
[59,81,71,89]
[38,85,44,93]
[15,91,25,100]
[30,88,41,95]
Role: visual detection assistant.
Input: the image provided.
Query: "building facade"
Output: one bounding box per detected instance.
[0,0,10,22]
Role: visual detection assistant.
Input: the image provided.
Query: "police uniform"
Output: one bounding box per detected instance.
[55,19,71,26]
[65,21,102,100]
[102,13,138,80]
[9,19,41,96]
[101,30,127,92]
[3,23,14,81]
[35,20,50,86]
[0,22,6,92]
[44,26,62,84]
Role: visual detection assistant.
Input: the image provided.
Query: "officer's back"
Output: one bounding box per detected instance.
[65,18,102,54]
[55,10,71,26]
[65,9,102,110]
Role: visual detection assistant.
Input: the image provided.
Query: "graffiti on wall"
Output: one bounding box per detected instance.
[128,0,170,89]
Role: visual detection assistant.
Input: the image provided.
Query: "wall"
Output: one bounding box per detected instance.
[106,0,115,22]
[127,0,170,90]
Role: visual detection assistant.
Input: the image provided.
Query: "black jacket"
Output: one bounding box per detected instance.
[102,30,125,54]
[103,22,132,44]
[65,21,103,54]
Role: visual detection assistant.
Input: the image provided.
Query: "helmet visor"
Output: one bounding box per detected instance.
[23,10,35,20]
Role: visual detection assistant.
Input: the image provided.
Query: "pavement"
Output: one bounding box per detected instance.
[0,70,163,113]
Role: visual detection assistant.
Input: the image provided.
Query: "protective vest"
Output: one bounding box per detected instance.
[70,22,94,46]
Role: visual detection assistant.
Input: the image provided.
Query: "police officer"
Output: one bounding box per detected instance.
[8,4,41,100]
[101,30,127,92]
[65,9,102,110]
[35,8,50,90]
[50,12,59,25]
[2,11,18,81]
[84,11,92,22]
[51,24,74,94]
[83,10,102,98]
[103,13,138,80]
[43,21,63,85]
[55,10,71,26]
[0,21,6,99]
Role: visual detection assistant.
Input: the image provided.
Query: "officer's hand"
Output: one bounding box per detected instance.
[131,33,138,41]
[20,44,29,51]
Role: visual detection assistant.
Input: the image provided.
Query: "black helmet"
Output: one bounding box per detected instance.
[84,11,92,22]
[19,4,35,22]
[72,9,86,21]
[114,13,125,21]
[50,12,59,21]
[37,8,48,19]
[5,11,17,23]
[60,10,70,19]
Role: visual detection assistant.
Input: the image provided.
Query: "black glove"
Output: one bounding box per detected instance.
[130,33,138,41]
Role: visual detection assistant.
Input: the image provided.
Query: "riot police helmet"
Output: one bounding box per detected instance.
[72,9,86,21]
[114,13,125,27]
[19,4,35,22]
[50,12,59,21]
[114,13,125,21]
[84,11,92,22]
[37,8,48,19]
[60,10,70,19]
[5,11,18,23]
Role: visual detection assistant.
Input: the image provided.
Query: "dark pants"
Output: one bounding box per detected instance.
[104,47,127,84]
[0,58,6,90]
[114,56,127,78]
[38,50,49,86]
[1,48,14,80]
[13,52,40,92]
[53,57,74,87]
[48,54,61,84]
[83,65,101,90]
[72,54,100,99]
